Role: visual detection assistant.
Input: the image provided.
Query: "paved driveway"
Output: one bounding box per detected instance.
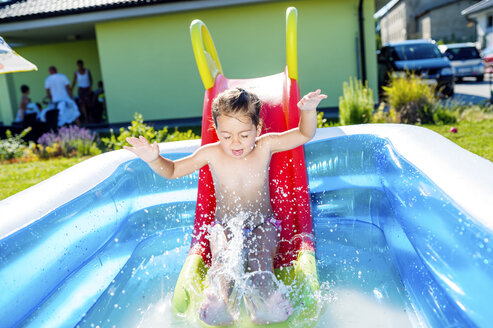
[452,76,492,105]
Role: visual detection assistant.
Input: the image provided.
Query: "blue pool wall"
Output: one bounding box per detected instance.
[0,125,492,328]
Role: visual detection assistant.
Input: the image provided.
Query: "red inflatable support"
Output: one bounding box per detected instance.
[189,68,314,269]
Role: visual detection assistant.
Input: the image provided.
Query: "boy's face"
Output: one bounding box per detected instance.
[215,114,261,159]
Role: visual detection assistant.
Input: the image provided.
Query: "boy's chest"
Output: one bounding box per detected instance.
[210,155,269,191]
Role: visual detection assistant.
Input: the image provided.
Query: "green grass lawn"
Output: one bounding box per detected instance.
[0,157,88,200]
[422,119,493,162]
[0,120,491,201]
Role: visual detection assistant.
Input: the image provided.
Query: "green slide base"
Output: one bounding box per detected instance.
[172,251,320,327]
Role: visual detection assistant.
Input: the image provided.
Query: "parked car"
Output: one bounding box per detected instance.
[480,45,493,72]
[439,43,484,82]
[377,39,454,97]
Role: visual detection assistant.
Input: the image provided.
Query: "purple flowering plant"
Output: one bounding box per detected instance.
[37,125,101,158]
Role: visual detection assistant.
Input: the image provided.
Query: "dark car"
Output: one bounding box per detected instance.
[378,40,454,97]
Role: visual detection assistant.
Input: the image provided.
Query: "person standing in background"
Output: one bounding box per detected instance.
[44,66,79,127]
[46,66,73,102]
[72,59,93,124]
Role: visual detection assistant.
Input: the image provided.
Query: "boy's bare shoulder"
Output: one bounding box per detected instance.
[196,141,221,158]
[256,133,278,148]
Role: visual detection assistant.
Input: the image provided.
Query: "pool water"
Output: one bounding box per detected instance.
[3,135,492,327]
[66,213,418,328]
[42,216,417,328]
[314,219,418,328]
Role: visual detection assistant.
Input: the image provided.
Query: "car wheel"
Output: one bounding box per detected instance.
[445,87,454,98]
[440,84,454,98]
[477,75,484,82]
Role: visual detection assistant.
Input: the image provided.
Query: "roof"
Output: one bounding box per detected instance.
[384,39,437,47]
[0,0,273,46]
[438,42,478,49]
[374,0,400,19]
[462,0,493,16]
[0,0,195,22]
[416,0,481,19]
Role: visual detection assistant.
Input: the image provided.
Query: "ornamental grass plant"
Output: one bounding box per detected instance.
[339,77,374,125]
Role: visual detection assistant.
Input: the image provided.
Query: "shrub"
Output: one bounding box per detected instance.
[339,77,374,125]
[317,111,327,128]
[316,111,340,128]
[0,128,31,161]
[433,108,458,125]
[101,113,168,150]
[383,73,436,124]
[165,128,201,143]
[371,103,399,123]
[101,112,200,151]
[37,125,101,158]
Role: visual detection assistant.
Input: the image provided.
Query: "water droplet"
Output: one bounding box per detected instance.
[373,289,383,299]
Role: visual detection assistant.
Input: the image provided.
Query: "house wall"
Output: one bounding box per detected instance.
[95,0,377,124]
[0,40,102,122]
[380,0,480,45]
[0,0,377,125]
[471,9,493,48]
[417,0,477,43]
[380,2,407,43]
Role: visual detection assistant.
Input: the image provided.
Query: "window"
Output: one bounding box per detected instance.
[488,15,493,28]
[445,47,480,60]
[393,43,442,60]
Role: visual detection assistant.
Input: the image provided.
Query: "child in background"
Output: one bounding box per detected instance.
[124,88,327,326]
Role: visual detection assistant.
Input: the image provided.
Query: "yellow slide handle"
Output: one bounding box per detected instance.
[190,20,224,90]
[286,7,298,81]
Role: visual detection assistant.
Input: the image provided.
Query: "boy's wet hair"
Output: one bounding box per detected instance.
[212,88,262,128]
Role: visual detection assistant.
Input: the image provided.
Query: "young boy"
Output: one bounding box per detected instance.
[124,88,327,326]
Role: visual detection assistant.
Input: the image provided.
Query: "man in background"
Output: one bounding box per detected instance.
[44,66,80,126]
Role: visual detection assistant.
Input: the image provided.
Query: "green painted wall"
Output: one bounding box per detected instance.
[0,0,376,125]
[96,0,377,124]
[0,40,102,124]
[0,73,16,124]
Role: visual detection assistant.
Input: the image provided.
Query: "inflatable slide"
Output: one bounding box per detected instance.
[172,7,318,327]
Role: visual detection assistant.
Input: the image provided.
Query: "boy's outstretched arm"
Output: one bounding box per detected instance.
[263,89,327,154]
[124,136,208,179]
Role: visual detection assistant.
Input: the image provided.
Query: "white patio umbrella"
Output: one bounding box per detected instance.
[0,36,37,74]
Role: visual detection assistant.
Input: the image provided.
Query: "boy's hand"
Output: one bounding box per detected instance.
[297,89,327,111]
[124,136,160,163]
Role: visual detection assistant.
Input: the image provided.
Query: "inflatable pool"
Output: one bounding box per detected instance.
[1,124,493,328]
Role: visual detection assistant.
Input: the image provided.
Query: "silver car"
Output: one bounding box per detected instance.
[439,43,484,82]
